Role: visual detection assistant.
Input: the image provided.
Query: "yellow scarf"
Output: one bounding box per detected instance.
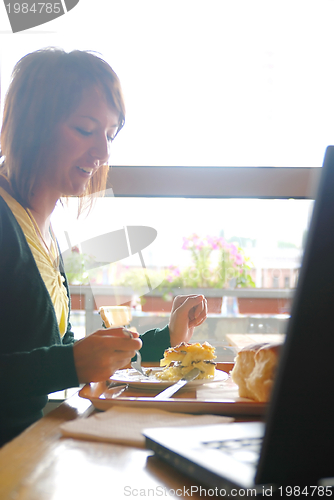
[0,186,69,337]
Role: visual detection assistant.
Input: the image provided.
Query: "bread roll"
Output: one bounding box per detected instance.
[231,342,282,402]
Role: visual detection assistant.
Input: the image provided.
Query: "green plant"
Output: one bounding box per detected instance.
[118,267,166,291]
[161,234,255,290]
[115,234,255,298]
[63,246,96,285]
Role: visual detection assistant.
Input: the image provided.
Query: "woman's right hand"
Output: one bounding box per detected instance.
[73,327,142,384]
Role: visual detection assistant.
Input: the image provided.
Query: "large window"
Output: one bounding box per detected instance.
[55,196,313,284]
[1,1,334,167]
[54,194,313,361]
[0,1,331,365]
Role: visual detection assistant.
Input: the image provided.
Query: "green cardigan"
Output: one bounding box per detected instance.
[0,196,170,445]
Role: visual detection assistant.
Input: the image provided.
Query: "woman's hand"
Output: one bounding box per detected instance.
[73,327,142,384]
[168,294,208,346]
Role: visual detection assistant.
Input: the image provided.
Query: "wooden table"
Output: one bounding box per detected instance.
[0,359,265,500]
[1,361,259,500]
[0,393,221,500]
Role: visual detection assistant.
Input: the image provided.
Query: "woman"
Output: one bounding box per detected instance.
[0,47,207,446]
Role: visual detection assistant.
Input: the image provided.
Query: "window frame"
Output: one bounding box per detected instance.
[107,166,320,199]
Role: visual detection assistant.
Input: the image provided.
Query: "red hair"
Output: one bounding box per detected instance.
[0,47,125,213]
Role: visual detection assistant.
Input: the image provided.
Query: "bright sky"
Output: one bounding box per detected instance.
[1,1,334,168]
[0,0,323,273]
[52,195,313,270]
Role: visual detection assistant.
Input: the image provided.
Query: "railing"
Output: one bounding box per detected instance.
[69,285,292,343]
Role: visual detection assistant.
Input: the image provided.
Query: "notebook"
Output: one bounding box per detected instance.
[144,146,334,493]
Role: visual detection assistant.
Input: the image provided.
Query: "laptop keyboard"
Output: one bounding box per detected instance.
[202,437,262,464]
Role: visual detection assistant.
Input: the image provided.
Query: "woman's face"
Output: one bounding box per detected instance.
[41,86,120,199]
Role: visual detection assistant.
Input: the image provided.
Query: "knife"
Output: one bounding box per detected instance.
[154,368,201,400]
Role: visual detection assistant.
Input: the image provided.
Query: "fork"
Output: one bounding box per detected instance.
[99,309,148,378]
[123,328,149,378]
[131,348,149,378]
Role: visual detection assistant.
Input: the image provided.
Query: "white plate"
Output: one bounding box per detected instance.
[79,375,267,416]
[109,367,228,389]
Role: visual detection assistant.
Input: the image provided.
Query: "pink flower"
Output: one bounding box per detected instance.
[207,235,220,250]
[229,244,238,256]
[195,239,205,250]
[166,266,181,283]
[182,237,190,250]
[235,254,244,266]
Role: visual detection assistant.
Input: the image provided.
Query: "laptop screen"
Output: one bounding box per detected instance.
[257,146,334,485]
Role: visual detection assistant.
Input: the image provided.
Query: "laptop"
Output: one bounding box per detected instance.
[144,146,334,493]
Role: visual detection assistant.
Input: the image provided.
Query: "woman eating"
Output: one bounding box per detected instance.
[0,47,207,446]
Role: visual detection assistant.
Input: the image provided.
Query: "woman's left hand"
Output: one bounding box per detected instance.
[168,294,208,346]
